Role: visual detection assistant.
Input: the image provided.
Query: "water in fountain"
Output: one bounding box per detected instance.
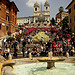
[12,62,75,75]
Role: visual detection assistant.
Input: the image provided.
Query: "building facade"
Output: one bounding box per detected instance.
[34,1,50,24]
[0,0,19,37]
[17,1,50,26]
[17,16,34,25]
[66,0,75,32]
[56,11,68,24]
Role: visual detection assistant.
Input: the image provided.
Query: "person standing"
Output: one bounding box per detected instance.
[52,41,56,52]
[13,47,17,58]
[22,47,25,57]
[47,40,51,49]
[0,47,2,55]
[0,39,2,48]
[28,38,30,44]
[22,40,26,47]
[4,38,6,46]
[3,47,10,59]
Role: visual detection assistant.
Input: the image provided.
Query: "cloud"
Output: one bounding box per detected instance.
[26,0,47,8]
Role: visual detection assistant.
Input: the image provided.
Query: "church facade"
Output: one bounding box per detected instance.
[17,1,50,26]
[34,1,50,24]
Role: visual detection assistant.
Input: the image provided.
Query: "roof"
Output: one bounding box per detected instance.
[5,0,19,12]
[44,1,50,6]
[34,2,39,7]
[11,1,19,12]
[66,0,75,9]
[17,16,34,19]
[56,11,68,15]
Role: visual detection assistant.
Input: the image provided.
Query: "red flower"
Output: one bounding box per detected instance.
[59,33,62,36]
[66,34,71,38]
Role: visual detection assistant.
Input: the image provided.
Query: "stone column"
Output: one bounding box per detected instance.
[48,51,53,59]
[66,52,69,58]
[47,62,55,69]
[8,54,12,60]
[29,52,32,60]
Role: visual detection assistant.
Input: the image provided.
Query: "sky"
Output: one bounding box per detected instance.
[10,0,72,19]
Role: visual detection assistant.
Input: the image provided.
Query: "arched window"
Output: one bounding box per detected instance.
[35,8,37,11]
[6,15,9,21]
[46,7,48,10]
[0,24,1,30]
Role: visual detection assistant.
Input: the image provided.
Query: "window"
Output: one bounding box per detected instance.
[15,18,16,24]
[74,4,75,10]
[6,5,10,11]
[0,2,1,10]
[13,8,14,12]
[69,8,71,14]
[13,16,14,22]
[6,26,8,30]
[15,11,17,15]
[6,15,9,21]
[0,2,1,5]
[0,24,1,30]
[46,7,48,10]
[35,8,37,11]
[70,18,72,23]
[74,16,75,21]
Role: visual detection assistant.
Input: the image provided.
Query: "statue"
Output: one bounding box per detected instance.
[66,52,69,58]
[8,54,12,60]
[29,52,32,60]
[48,51,53,59]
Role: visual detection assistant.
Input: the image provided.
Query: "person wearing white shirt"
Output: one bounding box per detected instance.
[3,47,10,59]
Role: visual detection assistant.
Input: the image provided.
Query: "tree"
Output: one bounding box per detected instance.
[62,16,69,30]
[51,17,55,25]
[59,6,64,12]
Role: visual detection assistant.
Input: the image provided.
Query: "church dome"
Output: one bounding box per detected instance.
[34,2,39,7]
[44,1,49,6]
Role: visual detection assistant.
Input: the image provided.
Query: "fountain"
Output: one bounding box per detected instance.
[12,50,75,75]
[12,59,75,75]
[8,54,12,60]
[38,51,65,69]
[0,56,15,75]
[38,57,65,69]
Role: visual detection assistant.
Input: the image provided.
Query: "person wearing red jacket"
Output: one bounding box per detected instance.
[52,41,56,53]
[0,47,2,55]
[52,41,56,48]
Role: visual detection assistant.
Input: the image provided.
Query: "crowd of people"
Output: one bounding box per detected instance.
[0,25,75,59]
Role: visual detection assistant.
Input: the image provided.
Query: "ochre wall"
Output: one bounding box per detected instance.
[0,0,18,37]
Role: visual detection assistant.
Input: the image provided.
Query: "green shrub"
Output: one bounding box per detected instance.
[7,32,11,36]
[7,37,15,41]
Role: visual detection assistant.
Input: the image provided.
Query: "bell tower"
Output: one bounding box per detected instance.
[44,0,50,24]
[44,0,50,12]
[34,1,39,23]
[34,1,39,13]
